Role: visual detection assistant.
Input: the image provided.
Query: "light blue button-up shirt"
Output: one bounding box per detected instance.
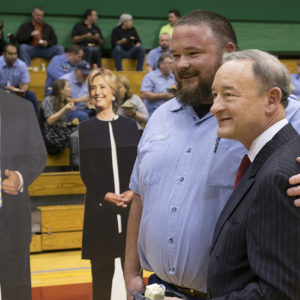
[290,73,300,99]
[45,53,76,93]
[146,46,171,70]
[60,71,88,110]
[0,56,29,88]
[141,69,176,116]
[130,97,300,291]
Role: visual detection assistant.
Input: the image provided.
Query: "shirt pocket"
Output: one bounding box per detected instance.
[205,138,245,188]
[138,133,169,185]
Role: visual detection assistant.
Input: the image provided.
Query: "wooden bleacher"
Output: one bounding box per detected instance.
[29,171,85,253]
[46,148,70,167]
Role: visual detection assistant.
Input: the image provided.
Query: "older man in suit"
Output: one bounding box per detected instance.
[0,89,47,299]
[208,50,300,299]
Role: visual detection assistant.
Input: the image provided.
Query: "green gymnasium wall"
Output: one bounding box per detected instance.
[1,1,300,55]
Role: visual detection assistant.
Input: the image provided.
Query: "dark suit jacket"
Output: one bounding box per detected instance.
[207,123,300,299]
[0,90,47,289]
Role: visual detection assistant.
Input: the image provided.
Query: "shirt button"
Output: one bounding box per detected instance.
[179,177,184,182]
[169,238,174,244]
[172,207,177,212]
[186,148,191,153]
[99,203,103,207]
[196,122,201,126]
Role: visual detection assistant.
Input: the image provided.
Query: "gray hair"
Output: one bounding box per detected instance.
[158,53,173,67]
[223,49,291,107]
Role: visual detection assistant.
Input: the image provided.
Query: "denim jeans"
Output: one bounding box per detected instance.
[19,44,64,66]
[83,46,102,67]
[24,90,39,116]
[67,108,95,122]
[112,45,146,71]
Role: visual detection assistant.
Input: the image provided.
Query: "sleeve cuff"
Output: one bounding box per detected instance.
[15,171,24,193]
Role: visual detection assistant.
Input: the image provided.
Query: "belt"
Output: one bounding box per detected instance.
[174,285,210,299]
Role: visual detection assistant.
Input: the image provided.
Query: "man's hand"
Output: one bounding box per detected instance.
[31,30,40,36]
[119,37,128,44]
[94,33,100,39]
[125,274,145,300]
[104,190,134,207]
[85,32,93,39]
[123,107,136,118]
[41,40,48,47]
[2,169,21,195]
[287,157,300,207]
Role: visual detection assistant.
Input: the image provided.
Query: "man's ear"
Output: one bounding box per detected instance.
[266,87,282,114]
[223,42,236,54]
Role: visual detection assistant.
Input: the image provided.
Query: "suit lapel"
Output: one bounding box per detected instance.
[210,123,298,253]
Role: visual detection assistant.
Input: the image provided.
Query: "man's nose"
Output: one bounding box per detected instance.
[210,95,224,115]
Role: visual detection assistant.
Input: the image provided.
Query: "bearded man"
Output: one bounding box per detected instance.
[123,10,300,300]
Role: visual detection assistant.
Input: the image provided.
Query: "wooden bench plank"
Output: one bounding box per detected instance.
[46,148,70,167]
[38,204,84,233]
[29,172,86,196]
[30,234,42,253]
[41,231,82,251]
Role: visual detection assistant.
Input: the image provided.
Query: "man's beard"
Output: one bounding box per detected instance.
[176,64,220,107]
[176,77,213,107]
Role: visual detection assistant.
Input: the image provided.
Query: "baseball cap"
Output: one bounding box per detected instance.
[118,13,133,25]
[76,60,90,75]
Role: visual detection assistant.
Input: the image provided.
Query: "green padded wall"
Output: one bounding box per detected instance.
[1,0,300,22]
[1,1,300,54]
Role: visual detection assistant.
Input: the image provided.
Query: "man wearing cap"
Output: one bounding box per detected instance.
[60,60,93,122]
[111,13,146,71]
[71,9,104,67]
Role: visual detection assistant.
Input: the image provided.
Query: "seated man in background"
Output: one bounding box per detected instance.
[208,49,300,299]
[159,9,181,38]
[16,6,64,66]
[111,13,146,71]
[60,60,93,122]
[0,44,39,115]
[71,9,104,68]
[141,53,176,116]
[45,45,83,94]
[146,33,171,72]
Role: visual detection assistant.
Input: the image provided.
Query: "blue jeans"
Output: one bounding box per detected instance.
[112,45,145,71]
[24,91,39,116]
[67,108,95,122]
[19,44,64,66]
[83,46,102,67]
[148,274,208,300]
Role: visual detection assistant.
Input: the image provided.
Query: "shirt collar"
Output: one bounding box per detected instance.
[248,118,288,162]
[169,99,214,122]
[2,58,17,68]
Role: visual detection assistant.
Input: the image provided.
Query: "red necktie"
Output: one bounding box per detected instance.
[233,154,251,190]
